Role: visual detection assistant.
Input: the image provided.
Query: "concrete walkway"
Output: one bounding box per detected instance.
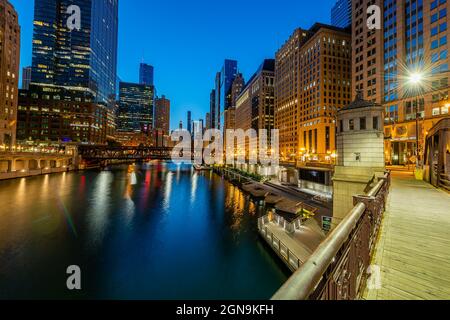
[363,171,450,300]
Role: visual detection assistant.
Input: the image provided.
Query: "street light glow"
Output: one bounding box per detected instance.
[408,72,424,85]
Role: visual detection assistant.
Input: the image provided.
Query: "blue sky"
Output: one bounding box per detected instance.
[11,0,336,130]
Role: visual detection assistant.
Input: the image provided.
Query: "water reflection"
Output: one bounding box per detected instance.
[87,172,113,248]
[0,163,289,299]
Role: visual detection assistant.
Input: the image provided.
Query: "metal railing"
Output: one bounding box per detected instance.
[272,171,391,300]
[258,216,302,271]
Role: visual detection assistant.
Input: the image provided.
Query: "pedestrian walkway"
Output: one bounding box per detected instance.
[363,171,450,300]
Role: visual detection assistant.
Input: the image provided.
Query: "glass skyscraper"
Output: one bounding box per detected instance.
[30,0,119,107]
[139,63,154,86]
[214,59,238,130]
[117,82,155,134]
[331,0,351,28]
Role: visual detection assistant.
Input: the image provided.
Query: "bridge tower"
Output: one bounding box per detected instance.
[332,92,386,223]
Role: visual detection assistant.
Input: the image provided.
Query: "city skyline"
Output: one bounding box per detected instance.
[10,0,337,130]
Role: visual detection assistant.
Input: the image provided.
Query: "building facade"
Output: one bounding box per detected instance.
[139,63,154,86]
[117,82,154,134]
[353,0,450,165]
[0,0,20,147]
[17,85,107,145]
[22,66,31,90]
[214,59,238,130]
[30,0,119,107]
[154,95,170,136]
[275,28,309,160]
[209,89,216,129]
[275,23,351,162]
[331,0,352,28]
[235,59,275,157]
[205,112,211,130]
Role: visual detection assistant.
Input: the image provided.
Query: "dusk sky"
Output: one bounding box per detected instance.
[11,0,336,130]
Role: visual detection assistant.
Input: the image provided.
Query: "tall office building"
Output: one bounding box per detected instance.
[209,89,216,129]
[353,0,450,165]
[205,112,211,130]
[154,95,170,136]
[139,63,154,86]
[0,0,20,147]
[18,86,108,144]
[117,82,154,134]
[236,59,275,156]
[275,23,351,161]
[30,0,119,107]
[187,111,192,133]
[214,59,238,130]
[224,73,245,134]
[22,66,32,90]
[331,0,352,28]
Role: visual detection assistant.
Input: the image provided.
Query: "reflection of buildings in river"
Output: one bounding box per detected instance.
[190,172,198,204]
[163,171,173,211]
[87,172,113,247]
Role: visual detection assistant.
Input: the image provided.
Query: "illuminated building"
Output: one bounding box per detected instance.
[0,0,20,148]
[155,95,170,136]
[17,85,107,145]
[22,66,32,90]
[275,23,351,162]
[235,59,275,157]
[117,82,154,134]
[30,0,119,107]
[352,0,450,165]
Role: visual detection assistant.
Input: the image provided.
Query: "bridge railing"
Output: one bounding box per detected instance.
[272,171,391,300]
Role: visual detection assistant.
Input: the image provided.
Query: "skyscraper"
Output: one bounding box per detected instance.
[209,89,216,129]
[30,0,119,107]
[22,66,32,90]
[353,0,450,165]
[275,24,351,161]
[139,63,154,86]
[117,82,154,134]
[155,95,170,136]
[214,59,238,130]
[205,112,211,130]
[187,111,192,133]
[0,0,20,147]
[236,59,275,156]
[331,0,352,28]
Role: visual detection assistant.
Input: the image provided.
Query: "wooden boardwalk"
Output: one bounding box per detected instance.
[363,171,450,300]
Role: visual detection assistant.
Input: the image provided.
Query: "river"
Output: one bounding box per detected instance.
[0,163,289,299]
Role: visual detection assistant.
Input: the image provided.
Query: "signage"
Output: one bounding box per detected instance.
[322,216,332,232]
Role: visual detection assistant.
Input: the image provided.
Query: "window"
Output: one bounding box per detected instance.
[349,119,354,130]
[360,117,366,130]
[373,117,379,130]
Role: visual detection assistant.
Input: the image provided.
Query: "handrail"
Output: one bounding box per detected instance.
[258,216,302,271]
[272,173,388,300]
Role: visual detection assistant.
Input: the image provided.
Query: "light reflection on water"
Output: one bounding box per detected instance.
[0,163,289,299]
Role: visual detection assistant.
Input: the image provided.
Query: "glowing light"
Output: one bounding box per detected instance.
[408,72,423,85]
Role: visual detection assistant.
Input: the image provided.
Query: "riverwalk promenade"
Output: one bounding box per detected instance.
[363,171,450,300]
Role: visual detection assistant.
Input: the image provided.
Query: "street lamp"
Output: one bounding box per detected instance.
[407,71,424,169]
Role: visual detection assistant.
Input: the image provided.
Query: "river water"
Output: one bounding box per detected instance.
[0,163,289,299]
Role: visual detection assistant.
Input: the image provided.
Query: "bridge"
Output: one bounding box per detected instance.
[0,151,73,180]
[77,145,177,161]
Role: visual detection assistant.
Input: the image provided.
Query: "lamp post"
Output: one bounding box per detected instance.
[407,72,424,169]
